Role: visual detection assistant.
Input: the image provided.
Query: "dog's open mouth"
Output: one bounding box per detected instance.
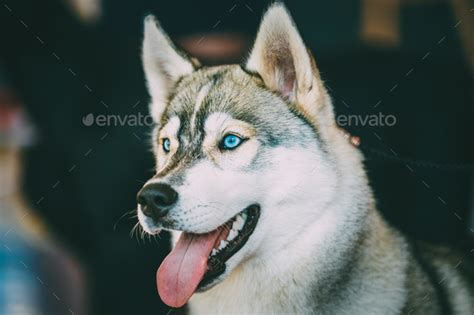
[156,205,260,308]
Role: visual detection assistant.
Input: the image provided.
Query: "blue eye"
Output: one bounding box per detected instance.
[162,138,171,152]
[221,134,243,150]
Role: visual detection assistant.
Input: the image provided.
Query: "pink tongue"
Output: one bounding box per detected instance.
[156,230,222,308]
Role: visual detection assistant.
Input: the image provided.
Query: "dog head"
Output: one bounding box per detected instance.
[137,3,348,308]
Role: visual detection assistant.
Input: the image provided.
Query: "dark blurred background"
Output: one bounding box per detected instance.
[0,0,472,314]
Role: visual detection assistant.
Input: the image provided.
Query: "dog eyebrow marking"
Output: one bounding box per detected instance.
[204,112,231,135]
[190,82,212,130]
[161,116,181,139]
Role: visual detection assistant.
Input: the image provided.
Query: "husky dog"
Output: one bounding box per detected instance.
[136,4,473,314]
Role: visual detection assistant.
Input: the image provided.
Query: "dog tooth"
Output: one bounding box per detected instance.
[227,229,238,241]
[211,249,218,256]
[218,240,228,250]
[233,216,245,231]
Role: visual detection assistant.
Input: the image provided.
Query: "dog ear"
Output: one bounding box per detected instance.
[246,4,332,124]
[142,15,198,122]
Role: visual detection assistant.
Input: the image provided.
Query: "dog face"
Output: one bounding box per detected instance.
[137,4,341,307]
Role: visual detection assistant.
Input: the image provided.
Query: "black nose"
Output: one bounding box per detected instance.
[137,183,178,220]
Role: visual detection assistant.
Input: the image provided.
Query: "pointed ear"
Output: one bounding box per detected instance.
[142,15,198,122]
[246,4,332,123]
